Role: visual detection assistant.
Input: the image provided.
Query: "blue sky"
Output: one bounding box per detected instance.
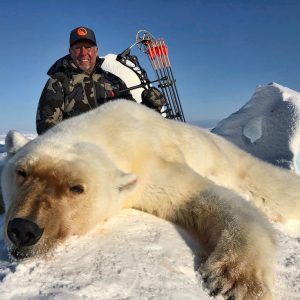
[1,0,300,133]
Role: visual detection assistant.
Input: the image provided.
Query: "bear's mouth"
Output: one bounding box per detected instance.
[8,241,53,260]
[9,246,35,260]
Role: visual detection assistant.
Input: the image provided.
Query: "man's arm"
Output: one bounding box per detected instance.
[102,70,135,102]
[36,78,65,135]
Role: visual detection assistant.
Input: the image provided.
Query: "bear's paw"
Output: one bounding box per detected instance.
[200,256,273,300]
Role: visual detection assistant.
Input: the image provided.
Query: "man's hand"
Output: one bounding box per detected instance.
[141,87,166,112]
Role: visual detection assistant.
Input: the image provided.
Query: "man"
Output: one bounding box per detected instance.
[36,26,164,134]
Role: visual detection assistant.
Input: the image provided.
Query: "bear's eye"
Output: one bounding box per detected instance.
[16,169,27,178]
[70,184,85,194]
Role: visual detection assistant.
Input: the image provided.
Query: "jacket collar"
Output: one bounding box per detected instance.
[47,55,105,76]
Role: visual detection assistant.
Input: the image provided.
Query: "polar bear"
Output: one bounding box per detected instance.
[2,100,300,299]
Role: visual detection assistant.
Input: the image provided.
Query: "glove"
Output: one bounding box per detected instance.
[141,87,166,111]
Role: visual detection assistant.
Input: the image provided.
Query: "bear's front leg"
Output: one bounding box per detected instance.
[135,162,276,300]
[181,187,276,300]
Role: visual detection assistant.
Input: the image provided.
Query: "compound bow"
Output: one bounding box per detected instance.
[116,30,185,122]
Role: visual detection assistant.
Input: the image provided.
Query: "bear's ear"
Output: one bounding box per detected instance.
[5,130,30,155]
[116,172,138,196]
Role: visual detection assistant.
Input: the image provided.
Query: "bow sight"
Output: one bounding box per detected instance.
[116,30,185,122]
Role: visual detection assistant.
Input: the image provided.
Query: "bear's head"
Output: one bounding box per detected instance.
[1,130,138,259]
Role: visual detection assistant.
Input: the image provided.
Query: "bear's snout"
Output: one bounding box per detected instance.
[7,218,44,248]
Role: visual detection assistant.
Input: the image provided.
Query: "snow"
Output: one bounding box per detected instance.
[0,209,207,300]
[0,133,300,299]
[212,82,300,172]
[242,116,263,143]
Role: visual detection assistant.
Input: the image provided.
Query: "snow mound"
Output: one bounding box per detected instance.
[212,83,300,172]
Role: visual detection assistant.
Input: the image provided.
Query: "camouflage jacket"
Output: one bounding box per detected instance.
[36,55,134,134]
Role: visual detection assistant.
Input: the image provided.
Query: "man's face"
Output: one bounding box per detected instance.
[69,41,98,74]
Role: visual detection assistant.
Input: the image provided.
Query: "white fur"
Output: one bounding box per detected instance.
[3,100,300,299]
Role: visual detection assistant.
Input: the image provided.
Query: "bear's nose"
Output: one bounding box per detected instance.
[7,218,44,247]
